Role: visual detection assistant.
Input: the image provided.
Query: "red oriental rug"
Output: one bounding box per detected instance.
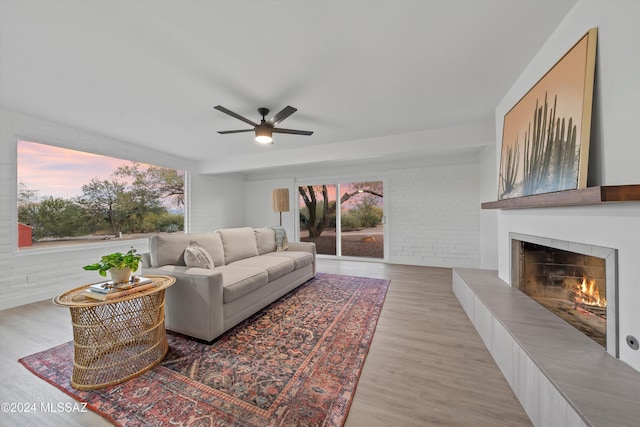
[19,273,389,426]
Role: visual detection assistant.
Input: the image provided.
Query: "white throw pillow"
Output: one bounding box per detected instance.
[184,241,215,269]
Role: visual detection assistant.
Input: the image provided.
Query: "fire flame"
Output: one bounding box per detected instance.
[573,276,606,307]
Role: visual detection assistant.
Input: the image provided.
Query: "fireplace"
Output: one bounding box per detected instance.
[510,233,618,357]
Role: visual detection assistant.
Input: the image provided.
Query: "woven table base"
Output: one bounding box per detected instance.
[54,275,175,390]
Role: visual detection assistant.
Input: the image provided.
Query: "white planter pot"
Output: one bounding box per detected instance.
[109,267,132,284]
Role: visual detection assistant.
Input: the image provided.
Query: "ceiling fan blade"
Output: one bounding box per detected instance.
[214,105,257,127]
[272,127,314,136]
[268,106,297,125]
[217,129,254,134]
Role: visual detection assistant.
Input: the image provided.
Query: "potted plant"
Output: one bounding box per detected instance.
[83,248,142,284]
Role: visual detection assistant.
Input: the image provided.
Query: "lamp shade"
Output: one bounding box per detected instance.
[272,188,290,213]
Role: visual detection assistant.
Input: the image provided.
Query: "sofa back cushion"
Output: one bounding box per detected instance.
[148,232,225,267]
[254,227,277,254]
[217,227,259,264]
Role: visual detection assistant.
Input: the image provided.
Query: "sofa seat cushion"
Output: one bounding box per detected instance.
[218,227,259,264]
[216,265,268,303]
[231,255,295,282]
[265,251,314,270]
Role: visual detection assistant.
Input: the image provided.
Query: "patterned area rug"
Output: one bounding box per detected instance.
[19,273,389,426]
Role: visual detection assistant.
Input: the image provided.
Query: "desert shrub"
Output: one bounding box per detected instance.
[155,213,184,232]
[340,212,361,231]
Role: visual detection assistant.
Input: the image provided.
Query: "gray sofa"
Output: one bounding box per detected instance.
[141,227,316,341]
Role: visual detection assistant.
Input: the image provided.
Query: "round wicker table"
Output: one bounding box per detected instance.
[53,275,175,390]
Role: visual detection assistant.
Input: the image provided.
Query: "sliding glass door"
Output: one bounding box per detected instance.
[298,181,383,259]
[298,184,337,256]
[339,182,384,258]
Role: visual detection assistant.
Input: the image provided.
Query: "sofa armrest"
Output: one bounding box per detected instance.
[287,241,316,275]
[287,241,316,255]
[143,266,225,341]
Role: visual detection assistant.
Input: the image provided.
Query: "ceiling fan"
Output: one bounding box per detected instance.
[214,105,313,144]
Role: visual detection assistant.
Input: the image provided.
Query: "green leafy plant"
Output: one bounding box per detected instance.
[82,248,142,277]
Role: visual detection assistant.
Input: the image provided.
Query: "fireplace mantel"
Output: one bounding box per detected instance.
[481,184,640,209]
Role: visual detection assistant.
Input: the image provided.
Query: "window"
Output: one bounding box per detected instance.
[17,140,184,250]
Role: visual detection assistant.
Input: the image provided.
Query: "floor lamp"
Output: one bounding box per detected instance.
[272,188,290,226]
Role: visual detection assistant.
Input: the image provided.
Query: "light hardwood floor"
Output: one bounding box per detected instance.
[0,260,531,426]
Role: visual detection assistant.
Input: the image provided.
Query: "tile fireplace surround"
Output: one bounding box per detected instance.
[510,233,617,356]
[453,268,640,426]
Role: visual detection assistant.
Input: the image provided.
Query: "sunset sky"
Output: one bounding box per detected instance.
[18,140,151,200]
[298,183,383,209]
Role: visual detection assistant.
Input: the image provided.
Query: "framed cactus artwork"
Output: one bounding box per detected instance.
[498,28,598,200]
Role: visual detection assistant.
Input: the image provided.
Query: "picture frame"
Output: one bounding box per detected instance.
[498,28,598,200]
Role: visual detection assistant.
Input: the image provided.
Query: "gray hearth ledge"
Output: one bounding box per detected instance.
[453,268,640,427]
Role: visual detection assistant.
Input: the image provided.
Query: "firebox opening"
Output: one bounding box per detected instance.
[516,241,607,348]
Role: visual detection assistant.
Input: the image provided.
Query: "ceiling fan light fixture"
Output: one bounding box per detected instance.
[215,105,312,143]
[255,124,273,144]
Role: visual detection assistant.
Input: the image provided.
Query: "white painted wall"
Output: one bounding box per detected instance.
[478,145,498,269]
[492,0,640,372]
[244,177,296,238]
[0,109,244,309]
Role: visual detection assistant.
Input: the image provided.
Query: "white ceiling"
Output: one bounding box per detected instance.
[0,0,577,176]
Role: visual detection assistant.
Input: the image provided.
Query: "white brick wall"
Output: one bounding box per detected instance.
[387,163,480,267]
[245,162,482,268]
[188,172,246,233]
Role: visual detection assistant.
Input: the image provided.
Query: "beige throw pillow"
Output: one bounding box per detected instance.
[184,241,215,269]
